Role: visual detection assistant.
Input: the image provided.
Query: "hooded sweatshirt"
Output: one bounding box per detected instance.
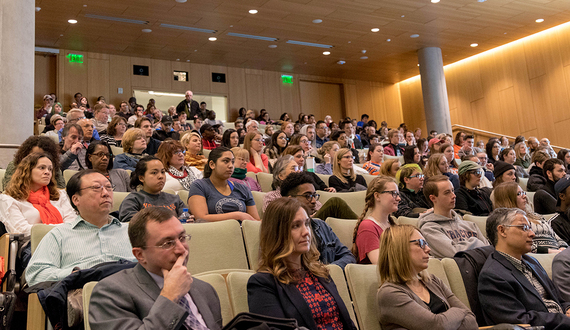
[418,210,489,258]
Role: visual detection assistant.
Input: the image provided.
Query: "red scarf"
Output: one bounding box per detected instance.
[27,186,63,225]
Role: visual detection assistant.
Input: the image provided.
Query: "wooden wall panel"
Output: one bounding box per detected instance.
[109,55,132,107]
[299,81,321,117]
[171,62,192,93]
[190,63,211,94]
[245,70,264,112]
[150,59,172,91]
[318,83,342,122]
[87,54,110,106]
[34,54,57,108]
[227,67,247,121]
[261,71,281,116]
[210,65,228,95]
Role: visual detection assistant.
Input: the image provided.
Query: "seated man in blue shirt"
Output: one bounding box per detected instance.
[26,170,136,286]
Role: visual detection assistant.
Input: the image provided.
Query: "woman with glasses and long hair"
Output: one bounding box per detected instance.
[329,148,367,192]
[352,176,399,264]
[244,131,269,173]
[493,181,567,253]
[119,156,185,222]
[156,140,202,192]
[100,116,127,147]
[454,161,493,216]
[85,141,131,192]
[377,225,477,330]
[248,197,357,330]
[188,147,260,221]
[1,153,76,236]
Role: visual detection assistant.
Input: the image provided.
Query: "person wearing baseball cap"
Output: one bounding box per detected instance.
[454,160,493,216]
[428,137,446,155]
[152,115,180,141]
[200,123,217,150]
[550,176,570,245]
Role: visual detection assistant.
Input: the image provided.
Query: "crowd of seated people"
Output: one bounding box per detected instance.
[2,90,570,329]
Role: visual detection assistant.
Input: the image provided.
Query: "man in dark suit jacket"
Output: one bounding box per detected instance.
[176,90,200,119]
[478,208,570,330]
[89,207,222,330]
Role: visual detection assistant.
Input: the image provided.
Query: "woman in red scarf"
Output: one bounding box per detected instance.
[1,153,76,236]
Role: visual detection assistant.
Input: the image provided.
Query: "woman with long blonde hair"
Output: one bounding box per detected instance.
[493,181,567,253]
[352,176,399,264]
[424,153,459,189]
[248,197,357,330]
[329,148,367,192]
[377,225,477,330]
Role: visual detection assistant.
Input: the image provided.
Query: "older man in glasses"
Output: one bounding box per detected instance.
[479,208,570,329]
[418,175,489,258]
[26,170,136,286]
[89,207,222,330]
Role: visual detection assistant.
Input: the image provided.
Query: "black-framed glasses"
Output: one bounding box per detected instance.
[381,190,400,198]
[92,152,112,159]
[469,169,484,176]
[410,238,429,249]
[517,191,527,196]
[504,224,532,232]
[79,184,115,193]
[295,193,320,201]
[409,174,425,179]
[143,234,191,250]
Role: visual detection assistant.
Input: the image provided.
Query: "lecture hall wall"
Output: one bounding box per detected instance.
[399,21,570,148]
[34,49,403,125]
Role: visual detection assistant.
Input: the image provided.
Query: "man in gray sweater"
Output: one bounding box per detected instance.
[418,175,489,258]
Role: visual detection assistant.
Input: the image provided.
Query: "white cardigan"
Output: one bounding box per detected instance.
[0,190,76,236]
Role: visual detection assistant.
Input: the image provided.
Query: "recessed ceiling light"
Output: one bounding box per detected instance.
[186,60,190,62]
[431,0,440,2]
[337,60,345,65]
[312,19,322,24]
[83,4,87,7]
[536,18,544,23]
[68,19,77,24]
[470,43,478,47]
[401,15,405,18]
[371,28,380,32]
[175,0,187,2]
[142,29,152,33]
[209,37,217,41]
[361,50,367,54]
[249,9,258,14]
[410,34,419,38]
[60,34,64,37]
[35,7,41,12]
[323,51,330,55]
[194,49,198,52]
[360,56,368,60]
[477,0,486,2]
[387,39,391,42]
[417,64,420,66]
[348,41,351,43]
[268,45,277,48]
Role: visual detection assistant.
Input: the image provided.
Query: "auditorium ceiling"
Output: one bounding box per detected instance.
[34,0,570,83]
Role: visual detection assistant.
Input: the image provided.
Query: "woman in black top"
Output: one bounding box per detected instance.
[454,161,493,216]
[329,148,367,192]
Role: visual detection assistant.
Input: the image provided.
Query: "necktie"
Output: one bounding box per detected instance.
[178,294,209,330]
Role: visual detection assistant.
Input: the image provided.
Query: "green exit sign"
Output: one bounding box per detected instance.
[67,54,83,63]
[281,75,293,84]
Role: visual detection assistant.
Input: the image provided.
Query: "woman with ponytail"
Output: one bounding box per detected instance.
[352,176,400,264]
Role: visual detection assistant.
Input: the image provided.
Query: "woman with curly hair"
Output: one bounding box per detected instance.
[2,135,65,189]
[247,197,357,330]
[1,153,75,235]
[100,116,127,147]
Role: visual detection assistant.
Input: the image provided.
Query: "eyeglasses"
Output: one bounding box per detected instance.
[295,193,320,201]
[504,224,532,232]
[409,174,425,179]
[174,150,186,156]
[517,191,527,196]
[278,136,288,141]
[410,238,429,249]
[143,234,191,250]
[252,138,262,142]
[468,169,484,176]
[342,155,355,160]
[92,152,112,158]
[117,123,127,127]
[381,190,400,198]
[79,183,115,193]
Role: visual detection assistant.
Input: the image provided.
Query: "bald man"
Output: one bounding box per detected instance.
[176,90,200,119]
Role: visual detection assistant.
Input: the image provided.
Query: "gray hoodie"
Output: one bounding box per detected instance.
[418,210,489,258]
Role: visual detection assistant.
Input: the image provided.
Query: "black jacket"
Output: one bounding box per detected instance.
[394,187,430,218]
[328,174,367,192]
[551,211,570,246]
[527,165,547,192]
[143,137,162,156]
[534,179,557,215]
[454,186,493,216]
[152,129,180,141]
[176,99,200,119]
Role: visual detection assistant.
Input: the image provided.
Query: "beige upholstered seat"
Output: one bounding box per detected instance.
[241,220,261,270]
[110,145,123,156]
[178,190,189,207]
[327,264,358,328]
[441,258,470,308]
[528,253,555,279]
[316,173,331,185]
[182,220,249,274]
[325,217,357,250]
[63,169,79,185]
[111,191,130,213]
[195,272,233,322]
[318,190,366,216]
[256,172,273,192]
[202,149,211,158]
[83,281,98,330]
[362,174,377,186]
[251,191,266,220]
[395,216,420,228]
[0,169,5,191]
[519,177,528,191]
[427,258,450,288]
[345,264,380,330]
[463,214,488,239]
[31,224,54,254]
[226,271,255,316]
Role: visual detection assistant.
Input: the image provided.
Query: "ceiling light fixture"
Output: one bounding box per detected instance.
[360,56,368,59]
[68,19,77,24]
[35,7,41,12]
[387,39,391,42]
[186,60,190,62]
[323,51,330,55]
[371,28,379,32]
[477,0,486,2]
[431,0,440,2]
[209,37,217,41]
[175,0,187,2]
[142,29,152,33]
[312,19,322,23]
[176,59,180,61]
[286,40,333,48]
[337,60,346,65]
[249,9,258,14]
[160,23,216,33]
[470,43,478,47]
[536,18,544,23]
[410,34,420,38]
[85,14,148,25]
[227,32,278,41]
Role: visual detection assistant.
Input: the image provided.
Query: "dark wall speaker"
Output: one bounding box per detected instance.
[212,72,226,83]
[133,65,149,76]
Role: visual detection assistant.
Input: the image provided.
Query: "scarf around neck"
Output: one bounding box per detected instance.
[27,186,63,225]
[232,167,247,180]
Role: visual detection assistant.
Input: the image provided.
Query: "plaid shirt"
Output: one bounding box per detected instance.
[498,251,564,314]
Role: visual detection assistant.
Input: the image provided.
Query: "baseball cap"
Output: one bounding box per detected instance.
[161,116,173,124]
[200,123,214,135]
[555,176,570,206]
[428,138,446,149]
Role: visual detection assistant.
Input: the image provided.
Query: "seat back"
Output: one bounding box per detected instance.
[383,155,404,164]
[202,149,211,158]
[226,271,255,316]
[319,190,366,216]
[527,191,536,206]
[327,264,358,328]
[463,215,488,239]
[63,169,79,185]
[83,281,98,330]
[183,221,249,274]
[427,258,450,288]
[395,216,420,228]
[528,253,555,279]
[0,169,5,191]
[345,264,380,330]
[316,173,331,185]
[31,224,55,254]
[519,177,528,191]
[325,218,357,250]
[251,191,266,220]
[361,174,377,186]
[195,273,233,323]
[441,258,470,308]
[112,191,130,213]
[246,171,257,179]
[110,145,123,156]
[178,190,189,207]
[241,220,261,270]
[256,172,273,192]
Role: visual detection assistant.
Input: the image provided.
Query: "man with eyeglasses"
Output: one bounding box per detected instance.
[454,160,494,216]
[279,172,356,270]
[89,207,222,330]
[461,154,493,189]
[394,164,431,218]
[315,121,329,148]
[479,208,570,329]
[26,170,136,286]
[418,175,489,258]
